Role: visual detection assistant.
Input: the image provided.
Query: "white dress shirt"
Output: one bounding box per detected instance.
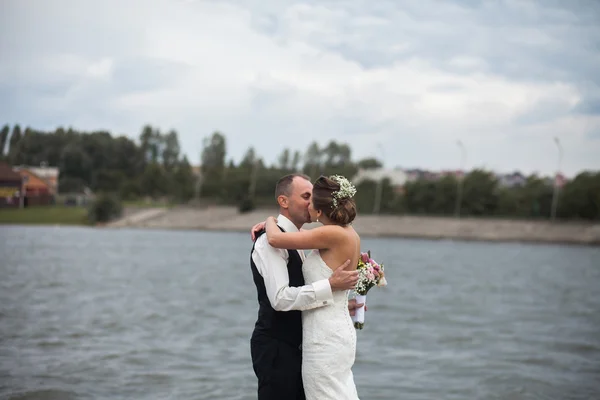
[251,214,334,312]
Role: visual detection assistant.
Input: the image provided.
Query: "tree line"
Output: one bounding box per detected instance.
[1,124,598,220]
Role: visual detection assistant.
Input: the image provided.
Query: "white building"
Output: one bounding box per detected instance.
[13,164,60,194]
[352,168,408,192]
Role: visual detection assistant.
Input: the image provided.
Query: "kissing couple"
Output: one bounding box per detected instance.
[249,173,364,400]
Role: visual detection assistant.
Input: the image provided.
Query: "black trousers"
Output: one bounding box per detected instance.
[251,336,305,400]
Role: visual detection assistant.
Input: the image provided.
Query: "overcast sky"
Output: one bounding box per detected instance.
[1,0,599,177]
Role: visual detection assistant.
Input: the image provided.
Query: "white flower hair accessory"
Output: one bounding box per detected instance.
[330,175,357,208]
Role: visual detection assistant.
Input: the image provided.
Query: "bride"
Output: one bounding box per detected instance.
[264,175,361,400]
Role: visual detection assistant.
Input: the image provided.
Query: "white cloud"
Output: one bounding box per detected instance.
[86,58,114,80]
[0,0,599,177]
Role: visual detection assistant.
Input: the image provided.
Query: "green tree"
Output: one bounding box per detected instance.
[559,172,600,220]
[240,147,257,169]
[201,131,227,180]
[291,150,301,172]
[495,175,553,218]
[140,162,168,198]
[4,120,600,221]
[323,140,352,168]
[171,156,195,202]
[403,179,437,214]
[113,136,144,177]
[304,141,322,178]
[7,124,22,164]
[88,193,123,223]
[357,158,383,170]
[139,125,163,163]
[162,130,180,172]
[432,175,458,215]
[461,169,499,216]
[278,148,290,170]
[60,143,93,184]
[92,169,126,193]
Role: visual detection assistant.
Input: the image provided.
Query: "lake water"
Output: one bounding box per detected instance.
[0,225,599,400]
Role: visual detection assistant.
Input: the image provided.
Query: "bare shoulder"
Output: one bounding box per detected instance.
[332,225,360,249]
[349,226,361,248]
[353,226,361,242]
[308,225,349,247]
[313,224,347,238]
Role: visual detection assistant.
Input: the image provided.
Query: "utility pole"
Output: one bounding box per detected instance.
[454,140,467,218]
[550,137,563,221]
[373,143,385,214]
[195,151,203,202]
[249,159,260,199]
[195,171,203,201]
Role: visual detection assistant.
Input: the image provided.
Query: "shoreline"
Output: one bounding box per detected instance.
[102,225,600,247]
[3,205,599,246]
[105,206,600,247]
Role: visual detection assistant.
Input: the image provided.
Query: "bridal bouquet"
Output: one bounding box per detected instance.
[352,251,387,330]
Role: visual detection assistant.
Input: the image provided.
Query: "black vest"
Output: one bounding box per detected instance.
[250,228,304,348]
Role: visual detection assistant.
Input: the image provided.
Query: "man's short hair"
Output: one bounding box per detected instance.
[275,173,311,199]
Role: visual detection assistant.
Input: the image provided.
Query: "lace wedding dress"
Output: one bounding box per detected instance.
[301,250,360,400]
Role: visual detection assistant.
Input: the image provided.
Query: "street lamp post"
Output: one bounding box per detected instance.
[454,140,467,218]
[249,159,260,199]
[195,151,204,202]
[373,143,385,214]
[195,173,203,201]
[550,137,563,221]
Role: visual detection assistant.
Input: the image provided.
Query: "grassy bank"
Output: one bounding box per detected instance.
[0,206,90,226]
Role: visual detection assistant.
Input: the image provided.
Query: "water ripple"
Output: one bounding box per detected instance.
[0,226,599,399]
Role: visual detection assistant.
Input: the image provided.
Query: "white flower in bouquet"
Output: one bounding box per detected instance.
[352,251,387,329]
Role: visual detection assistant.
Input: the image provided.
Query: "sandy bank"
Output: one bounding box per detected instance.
[105,206,600,246]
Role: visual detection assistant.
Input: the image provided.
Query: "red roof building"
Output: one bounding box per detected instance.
[0,162,24,208]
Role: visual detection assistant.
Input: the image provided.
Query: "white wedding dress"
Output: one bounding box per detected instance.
[301,250,360,400]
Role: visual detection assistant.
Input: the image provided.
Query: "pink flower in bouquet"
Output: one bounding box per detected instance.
[353,250,387,330]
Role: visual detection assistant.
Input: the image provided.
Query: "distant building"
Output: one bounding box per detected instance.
[541,173,568,188]
[359,167,568,194]
[555,173,568,188]
[14,168,54,206]
[0,162,24,208]
[14,164,59,195]
[404,168,424,182]
[404,168,465,182]
[496,171,527,187]
[439,170,466,180]
[353,168,408,194]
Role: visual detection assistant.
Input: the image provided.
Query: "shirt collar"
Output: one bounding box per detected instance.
[276,214,300,233]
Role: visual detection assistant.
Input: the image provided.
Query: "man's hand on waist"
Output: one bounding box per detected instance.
[328,259,359,291]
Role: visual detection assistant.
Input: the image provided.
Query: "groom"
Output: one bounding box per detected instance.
[249,173,362,400]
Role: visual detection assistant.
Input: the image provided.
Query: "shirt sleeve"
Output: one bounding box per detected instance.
[252,235,334,311]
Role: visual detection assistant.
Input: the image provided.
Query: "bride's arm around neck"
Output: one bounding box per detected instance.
[265,216,344,250]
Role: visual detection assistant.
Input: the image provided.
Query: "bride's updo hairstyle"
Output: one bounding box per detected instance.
[312,175,357,226]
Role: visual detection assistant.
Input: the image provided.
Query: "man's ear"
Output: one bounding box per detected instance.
[277,195,289,209]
